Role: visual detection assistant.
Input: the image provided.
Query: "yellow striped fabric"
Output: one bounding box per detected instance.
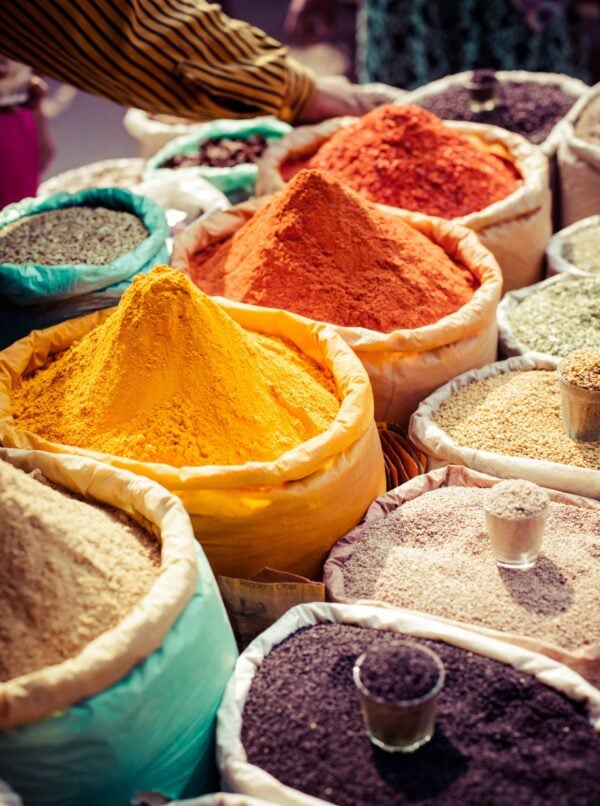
[2,0,316,121]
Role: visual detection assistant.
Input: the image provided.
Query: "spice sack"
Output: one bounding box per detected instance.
[256,108,550,292]
[546,215,600,278]
[0,448,237,806]
[408,354,600,499]
[216,602,600,806]
[0,268,384,580]
[172,173,502,424]
[324,465,600,684]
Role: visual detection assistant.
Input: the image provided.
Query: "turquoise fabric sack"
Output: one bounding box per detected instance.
[0,545,238,806]
[145,118,291,201]
[0,188,169,305]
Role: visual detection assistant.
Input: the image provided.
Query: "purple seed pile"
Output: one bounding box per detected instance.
[418,81,576,144]
[358,642,440,703]
[242,623,600,806]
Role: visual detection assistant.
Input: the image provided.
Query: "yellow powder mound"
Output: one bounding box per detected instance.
[12,266,340,466]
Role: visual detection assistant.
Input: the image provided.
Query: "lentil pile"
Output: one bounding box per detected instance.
[189,169,479,332]
[560,349,600,391]
[306,104,521,217]
[561,222,600,274]
[574,94,600,146]
[0,207,148,265]
[508,277,600,356]
[433,370,600,468]
[417,76,577,145]
[338,485,600,652]
[11,266,339,466]
[161,134,268,169]
[241,623,600,806]
[0,460,160,682]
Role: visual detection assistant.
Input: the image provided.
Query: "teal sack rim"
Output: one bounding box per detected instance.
[144,117,291,195]
[0,188,169,305]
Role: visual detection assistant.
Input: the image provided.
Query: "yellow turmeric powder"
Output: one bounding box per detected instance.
[12,266,340,466]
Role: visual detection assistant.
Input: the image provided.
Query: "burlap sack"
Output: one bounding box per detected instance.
[216,602,600,806]
[256,116,551,292]
[172,203,502,424]
[0,306,384,581]
[558,84,600,228]
[324,465,600,683]
[408,354,600,499]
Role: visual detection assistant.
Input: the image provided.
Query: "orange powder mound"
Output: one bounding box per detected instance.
[12,266,340,467]
[306,104,522,217]
[188,169,479,332]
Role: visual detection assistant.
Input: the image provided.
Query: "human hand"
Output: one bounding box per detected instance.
[296,75,406,124]
[283,0,335,42]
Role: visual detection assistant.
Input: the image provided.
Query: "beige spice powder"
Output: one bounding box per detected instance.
[342,486,600,652]
[433,370,600,469]
[0,460,161,682]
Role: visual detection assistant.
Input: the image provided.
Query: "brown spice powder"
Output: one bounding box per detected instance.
[342,486,600,651]
[0,460,161,682]
[433,370,600,469]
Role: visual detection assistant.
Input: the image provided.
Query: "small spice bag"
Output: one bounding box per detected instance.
[408,354,600,500]
[216,602,600,806]
[324,465,600,683]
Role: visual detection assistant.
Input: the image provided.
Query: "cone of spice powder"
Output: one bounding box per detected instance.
[188,169,479,332]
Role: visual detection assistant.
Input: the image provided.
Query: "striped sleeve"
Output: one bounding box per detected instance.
[2,0,317,122]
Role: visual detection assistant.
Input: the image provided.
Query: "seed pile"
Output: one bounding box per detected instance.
[509,277,600,356]
[484,479,549,519]
[161,134,267,169]
[433,370,600,468]
[242,623,600,805]
[339,485,600,652]
[0,207,148,265]
[306,104,521,217]
[0,460,160,682]
[358,642,441,702]
[561,222,600,274]
[12,266,340,467]
[560,349,600,391]
[42,160,146,195]
[417,78,577,144]
[575,94,600,145]
[190,169,479,332]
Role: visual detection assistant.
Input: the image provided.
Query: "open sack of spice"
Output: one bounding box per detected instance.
[256,104,551,292]
[172,169,502,424]
[144,118,292,203]
[0,265,384,581]
[497,273,600,359]
[408,354,599,500]
[546,214,600,278]
[0,447,237,806]
[324,465,600,684]
[216,601,600,806]
[0,189,169,350]
[124,109,213,159]
[37,158,147,196]
[557,83,600,228]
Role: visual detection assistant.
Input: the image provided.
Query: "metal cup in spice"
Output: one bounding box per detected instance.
[484,479,549,570]
[353,639,445,753]
[465,69,499,113]
[558,349,600,442]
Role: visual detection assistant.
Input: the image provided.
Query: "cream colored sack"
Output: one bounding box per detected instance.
[408,354,600,499]
[172,205,502,424]
[0,447,199,728]
[324,465,600,683]
[256,116,550,292]
[546,215,600,277]
[0,308,385,580]
[402,70,589,158]
[216,601,600,806]
[558,84,600,228]
[123,109,206,158]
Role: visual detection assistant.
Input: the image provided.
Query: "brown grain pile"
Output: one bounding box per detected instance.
[341,485,600,651]
[0,460,161,682]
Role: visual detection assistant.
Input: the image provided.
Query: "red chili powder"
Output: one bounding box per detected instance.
[305,104,522,218]
[188,169,479,332]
